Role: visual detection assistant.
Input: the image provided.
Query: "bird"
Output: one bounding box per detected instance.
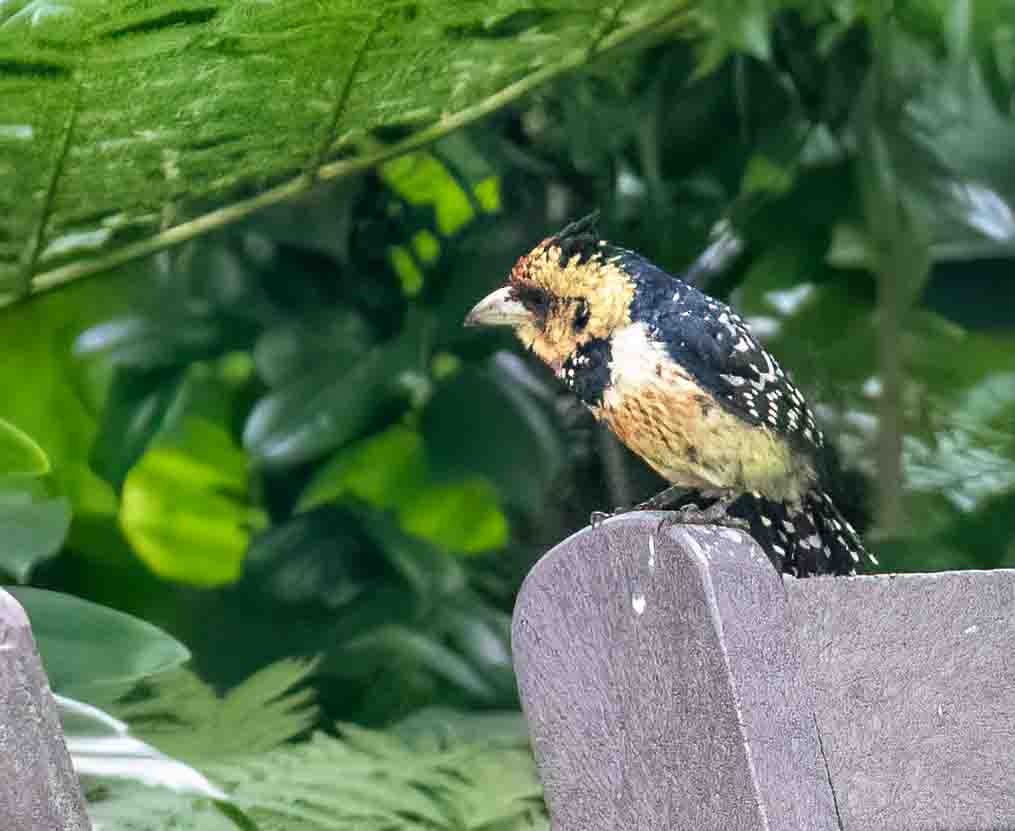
[464,213,877,577]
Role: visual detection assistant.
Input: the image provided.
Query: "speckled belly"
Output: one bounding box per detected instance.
[591,376,812,503]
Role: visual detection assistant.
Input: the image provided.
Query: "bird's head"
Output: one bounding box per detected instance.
[464,213,635,373]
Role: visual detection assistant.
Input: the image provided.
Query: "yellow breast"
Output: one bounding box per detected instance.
[589,323,814,502]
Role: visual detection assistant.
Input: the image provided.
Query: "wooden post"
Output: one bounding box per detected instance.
[0,589,91,831]
[513,515,838,830]
[513,514,1015,830]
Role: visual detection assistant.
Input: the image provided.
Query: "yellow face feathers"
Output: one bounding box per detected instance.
[505,241,635,369]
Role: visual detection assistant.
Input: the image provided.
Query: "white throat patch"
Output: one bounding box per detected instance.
[603,322,697,408]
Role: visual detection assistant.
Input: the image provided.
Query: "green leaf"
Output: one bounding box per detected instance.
[0,489,71,582]
[244,329,420,467]
[0,277,128,524]
[300,425,508,555]
[399,478,508,555]
[1,0,694,303]
[298,425,427,513]
[121,417,266,586]
[692,0,773,74]
[0,417,50,476]
[89,367,186,492]
[8,587,189,692]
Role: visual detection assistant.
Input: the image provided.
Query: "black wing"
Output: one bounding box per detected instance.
[621,253,824,457]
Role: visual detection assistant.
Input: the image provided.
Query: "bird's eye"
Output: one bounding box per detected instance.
[573,299,591,332]
[512,281,550,318]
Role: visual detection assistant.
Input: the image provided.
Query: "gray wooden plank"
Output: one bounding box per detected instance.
[512,514,838,831]
[0,589,91,831]
[790,569,1015,831]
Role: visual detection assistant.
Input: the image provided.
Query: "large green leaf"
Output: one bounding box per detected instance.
[8,587,190,692]
[0,277,127,514]
[0,0,700,304]
[121,416,266,586]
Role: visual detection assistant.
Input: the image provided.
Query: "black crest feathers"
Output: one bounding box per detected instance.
[551,211,601,267]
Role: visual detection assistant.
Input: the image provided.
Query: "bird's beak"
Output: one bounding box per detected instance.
[464,286,530,328]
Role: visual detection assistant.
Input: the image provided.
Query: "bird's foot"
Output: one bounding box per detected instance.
[589,510,615,528]
[590,486,735,529]
[656,491,749,532]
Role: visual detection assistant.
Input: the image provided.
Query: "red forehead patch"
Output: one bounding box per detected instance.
[510,238,553,284]
[509,254,529,284]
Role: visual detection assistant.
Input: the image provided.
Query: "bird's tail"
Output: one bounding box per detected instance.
[733,490,877,577]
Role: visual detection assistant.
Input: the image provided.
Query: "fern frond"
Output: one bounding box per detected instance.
[113,658,319,764]
[88,714,547,831]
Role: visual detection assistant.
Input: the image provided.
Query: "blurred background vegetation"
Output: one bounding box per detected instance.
[1,0,1014,828]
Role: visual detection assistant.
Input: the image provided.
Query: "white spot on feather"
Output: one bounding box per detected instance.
[632,593,646,615]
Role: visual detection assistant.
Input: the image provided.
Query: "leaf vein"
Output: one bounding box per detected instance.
[20,75,82,296]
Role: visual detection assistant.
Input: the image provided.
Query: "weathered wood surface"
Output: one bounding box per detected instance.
[791,571,1015,830]
[0,589,91,831]
[512,513,1015,831]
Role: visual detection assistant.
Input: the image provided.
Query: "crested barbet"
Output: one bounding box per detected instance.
[465,214,876,577]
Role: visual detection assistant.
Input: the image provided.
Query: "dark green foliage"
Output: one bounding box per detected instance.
[0,2,1013,829]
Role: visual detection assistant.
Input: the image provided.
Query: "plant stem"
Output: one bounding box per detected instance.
[876,253,905,534]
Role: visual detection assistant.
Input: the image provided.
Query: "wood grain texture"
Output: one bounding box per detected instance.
[790,570,1015,831]
[0,589,91,831]
[512,513,838,830]
[514,515,1015,830]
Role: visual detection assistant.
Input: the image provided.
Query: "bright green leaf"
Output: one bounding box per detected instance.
[121,417,266,586]
[399,478,508,555]
[298,425,427,513]
[8,587,190,692]
[381,152,477,237]
[0,277,127,523]
[300,426,508,555]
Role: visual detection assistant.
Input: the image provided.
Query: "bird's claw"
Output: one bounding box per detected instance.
[662,502,750,531]
[589,508,627,528]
